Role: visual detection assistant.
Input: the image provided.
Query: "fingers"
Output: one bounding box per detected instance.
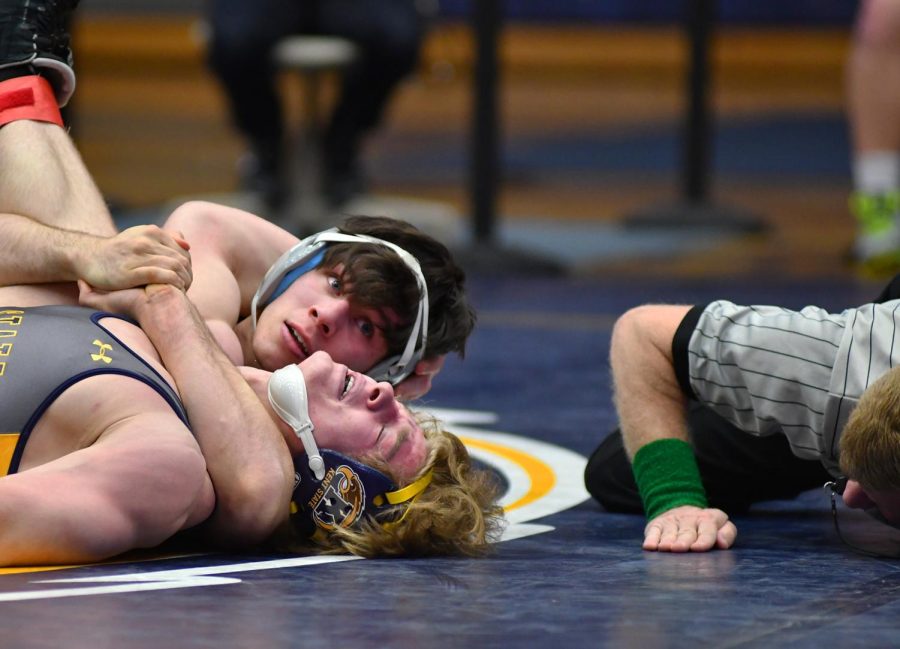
[716,522,738,549]
[643,521,663,551]
[101,226,193,290]
[643,506,735,553]
[653,517,696,553]
[691,515,723,551]
[133,265,190,292]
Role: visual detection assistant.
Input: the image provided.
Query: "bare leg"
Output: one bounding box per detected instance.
[847,0,900,265]
[0,110,191,290]
[848,0,900,153]
[0,119,114,235]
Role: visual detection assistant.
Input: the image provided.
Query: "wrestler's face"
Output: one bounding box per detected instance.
[253,266,403,374]
[294,351,427,482]
[843,479,900,525]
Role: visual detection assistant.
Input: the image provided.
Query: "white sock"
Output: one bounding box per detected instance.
[853,151,900,195]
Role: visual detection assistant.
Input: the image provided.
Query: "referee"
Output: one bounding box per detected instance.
[585,276,900,552]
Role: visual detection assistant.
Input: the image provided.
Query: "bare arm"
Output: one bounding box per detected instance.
[0,120,191,290]
[0,214,192,290]
[610,304,736,552]
[80,282,295,547]
[163,201,300,323]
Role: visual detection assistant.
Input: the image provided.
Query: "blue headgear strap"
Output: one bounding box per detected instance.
[265,248,326,305]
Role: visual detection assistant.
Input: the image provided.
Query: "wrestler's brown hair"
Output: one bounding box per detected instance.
[320,216,476,363]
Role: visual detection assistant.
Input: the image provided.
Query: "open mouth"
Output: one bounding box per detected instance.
[341,370,355,400]
[286,324,310,358]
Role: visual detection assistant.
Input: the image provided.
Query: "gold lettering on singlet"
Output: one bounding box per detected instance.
[0,310,23,326]
[0,311,22,370]
[91,340,113,364]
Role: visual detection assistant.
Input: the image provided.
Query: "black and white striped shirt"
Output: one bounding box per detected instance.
[683,299,900,474]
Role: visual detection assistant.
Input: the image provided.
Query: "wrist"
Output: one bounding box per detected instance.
[65,231,98,281]
[134,284,188,326]
[632,438,708,520]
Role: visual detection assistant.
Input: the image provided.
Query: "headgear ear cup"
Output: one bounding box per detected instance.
[251,229,429,385]
[268,365,325,480]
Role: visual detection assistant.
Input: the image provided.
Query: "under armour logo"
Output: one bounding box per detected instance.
[91,340,113,364]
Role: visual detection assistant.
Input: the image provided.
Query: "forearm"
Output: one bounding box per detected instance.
[611,305,709,519]
[0,213,91,285]
[134,286,293,546]
[611,307,737,551]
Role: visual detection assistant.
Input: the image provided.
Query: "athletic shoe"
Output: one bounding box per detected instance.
[0,0,80,106]
[851,191,900,273]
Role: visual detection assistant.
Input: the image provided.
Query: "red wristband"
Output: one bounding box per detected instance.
[0,76,63,128]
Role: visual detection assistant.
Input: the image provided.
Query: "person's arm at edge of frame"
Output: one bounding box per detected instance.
[0,212,193,291]
[83,281,295,547]
[611,304,737,552]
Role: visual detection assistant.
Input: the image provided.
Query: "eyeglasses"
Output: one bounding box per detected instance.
[824,479,900,559]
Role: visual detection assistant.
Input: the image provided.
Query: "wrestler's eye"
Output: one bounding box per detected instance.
[328,276,342,294]
[357,319,375,337]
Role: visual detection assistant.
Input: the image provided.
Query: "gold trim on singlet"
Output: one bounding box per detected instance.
[0,433,20,477]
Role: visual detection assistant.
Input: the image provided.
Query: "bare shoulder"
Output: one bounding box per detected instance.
[164,200,300,261]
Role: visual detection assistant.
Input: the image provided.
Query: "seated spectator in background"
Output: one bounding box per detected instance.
[206,0,426,209]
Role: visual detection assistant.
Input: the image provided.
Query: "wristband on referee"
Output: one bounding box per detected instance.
[631,438,708,520]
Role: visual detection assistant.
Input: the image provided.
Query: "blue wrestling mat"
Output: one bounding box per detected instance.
[4,273,899,648]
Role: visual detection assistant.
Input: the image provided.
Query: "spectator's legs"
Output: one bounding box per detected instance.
[847,0,900,269]
[315,0,425,206]
[207,0,305,208]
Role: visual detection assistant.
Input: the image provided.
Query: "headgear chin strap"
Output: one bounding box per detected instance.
[268,364,433,537]
[251,229,429,385]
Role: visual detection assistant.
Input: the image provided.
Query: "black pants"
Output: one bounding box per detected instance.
[207,0,424,171]
[585,274,900,514]
[584,404,832,514]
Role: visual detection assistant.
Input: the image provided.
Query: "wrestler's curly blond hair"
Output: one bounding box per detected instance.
[270,416,505,558]
[840,366,900,491]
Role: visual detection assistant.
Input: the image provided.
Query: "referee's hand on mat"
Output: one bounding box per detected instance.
[642,505,737,552]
